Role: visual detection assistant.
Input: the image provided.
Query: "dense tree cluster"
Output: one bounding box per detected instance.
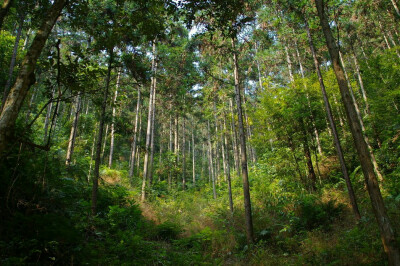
[0,0,400,264]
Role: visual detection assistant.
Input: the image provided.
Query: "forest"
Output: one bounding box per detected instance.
[0,0,400,265]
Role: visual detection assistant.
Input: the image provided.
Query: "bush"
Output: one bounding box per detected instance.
[293,195,343,231]
[154,222,182,241]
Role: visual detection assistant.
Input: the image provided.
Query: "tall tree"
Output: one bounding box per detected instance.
[0,0,68,155]
[315,0,400,264]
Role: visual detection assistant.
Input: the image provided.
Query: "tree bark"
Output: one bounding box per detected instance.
[43,87,55,143]
[2,13,24,109]
[0,0,67,155]
[101,124,109,162]
[391,0,400,17]
[91,48,113,216]
[192,127,195,185]
[182,117,186,190]
[223,115,234,214]
[301,120,317,192]
[129,87,140,179]
[339,51,383,181]
[108,68,121,168]
[315,1,400,264]
[229,98,240,176]
[142,42,157,201]
[304,16,361,220]
[232,37,254,244]
[207,120,217,199]
[65,94,81,166]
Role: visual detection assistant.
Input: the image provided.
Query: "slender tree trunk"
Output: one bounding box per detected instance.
[101,124,109,162]
[223,115,234,214]
[207,120,217,199]
[255,42,263,92]
[91,48,113,216]
[287,134,305,183]
[301,121,317,192]
[182,117,186,190]
[293,39,323,156]
[339,52,383,181]
[304,16,361,220]
[232,37,254,244]
[168,112,173,187]
[0,0,13,30]
[316,1,400,264]
[43,87,55,143]
[65,94,81,166]
[136,108,142,176]
[351,48,382,147]
[0,0,67,155]
[2,13,24,109]
[192,128,195,185]
[109,68,121,168]
[351,48,370,114]
[229,98,240,176]
[242,93,256,163]
[142,42,157,200]
[391,0,400,17]
[284,40,294,83]
[88,124,97,182]
[149,109,156,185]
[129,87,140,179]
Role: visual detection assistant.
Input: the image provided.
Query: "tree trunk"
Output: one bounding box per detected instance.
[65,94,81,166]
[229,98,240,176]
[142,42,157,201]
[136,108,142,174]
[182,117,186,190]
[2,13,24,109]
[129,87,141,179]
[91,48,113,216]
[149,106,156,185]
[304,16,361,220]
[284,40,294,83]
[315,1,400,264]
[301,120,317,192]
[101,124,109,162]
[232,37,254,244]
[88,124,97,182]
[192,127,195,185]
[0,0,13,30]
[207,120,217,199]
[391,0,400,17]
[109,68,121,168]
[293,39,323,156]
[0,0,67,155]
[339,51,383,181]
[43,87,55,143]
[351,48,370,115]
[168,112,173,187]
[223,115,234,214]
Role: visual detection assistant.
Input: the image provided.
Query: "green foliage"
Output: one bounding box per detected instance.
[154,222,182,241]
[292,195,344,232]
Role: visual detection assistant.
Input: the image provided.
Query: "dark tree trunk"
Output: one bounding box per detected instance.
[232,37,254,244]
[91,49,113,216]
[301,120,317,192]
